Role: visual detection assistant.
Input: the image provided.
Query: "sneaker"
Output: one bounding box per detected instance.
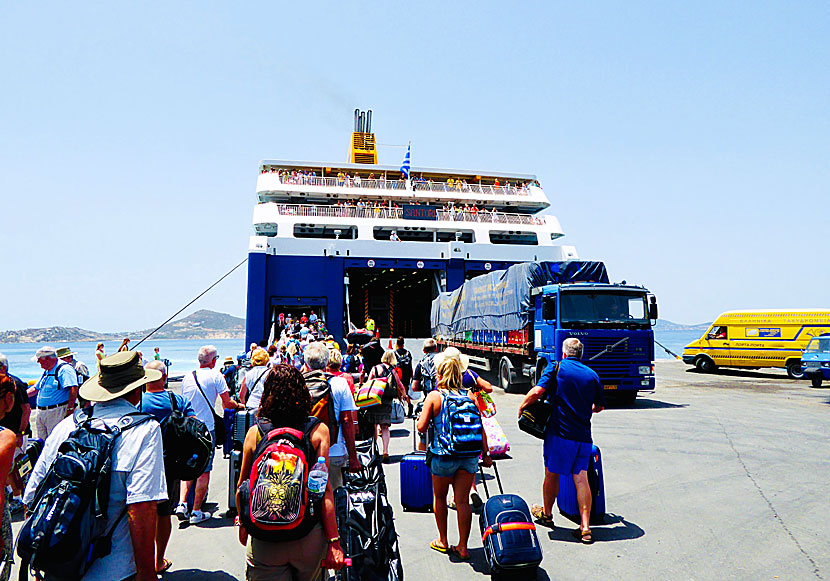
[173,503,189,521]
[7,498,24,514]
[188,510,212,524]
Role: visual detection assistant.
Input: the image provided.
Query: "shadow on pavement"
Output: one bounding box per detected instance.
[457,548,551,579]
[685,368,788,380]
[390,428,410,438]
[628,399,688,410]
[547,512,644,543]
[165,569,238,580]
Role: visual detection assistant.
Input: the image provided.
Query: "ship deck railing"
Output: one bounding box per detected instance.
[261,174,533,197]
[269,203,546,226]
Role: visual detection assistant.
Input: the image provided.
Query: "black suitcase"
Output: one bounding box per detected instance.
[227,450,242,516]
[479,462,543,576]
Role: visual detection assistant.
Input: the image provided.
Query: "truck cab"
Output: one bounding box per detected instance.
[802,333,830,388]
[533,283,658,403]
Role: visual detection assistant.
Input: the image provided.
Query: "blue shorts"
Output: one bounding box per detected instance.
[430,454,479,478]
[543,435,591,475]
[204,429,216,473]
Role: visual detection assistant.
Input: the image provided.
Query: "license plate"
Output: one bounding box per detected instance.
[604,384,618,390]
[804,363,820,370]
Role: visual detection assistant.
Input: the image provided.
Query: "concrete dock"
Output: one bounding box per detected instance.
[13,361,830,579]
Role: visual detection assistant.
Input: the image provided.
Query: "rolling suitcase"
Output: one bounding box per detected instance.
[222,408,236,457]
[227,450,243,516]
[232,408,256,450]
[400,417,432,511]
[557,443,606,525]
[479,462,543,576]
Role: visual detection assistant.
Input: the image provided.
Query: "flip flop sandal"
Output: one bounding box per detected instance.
[449,546,471,561]
[531,504,555,529]
[430,540,449,554]
[156,559,173,574]
[572,528,594,544]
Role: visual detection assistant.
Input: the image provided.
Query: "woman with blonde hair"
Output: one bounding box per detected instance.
[365,350,409,462]
[416,354,489,561]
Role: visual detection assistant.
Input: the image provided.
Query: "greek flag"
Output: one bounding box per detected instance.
[400,143,411,178]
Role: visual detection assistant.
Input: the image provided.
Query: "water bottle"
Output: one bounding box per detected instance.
[307,456,328,501]
[186,453,200,469]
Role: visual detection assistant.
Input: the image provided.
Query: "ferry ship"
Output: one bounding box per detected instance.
[245,110,579,347]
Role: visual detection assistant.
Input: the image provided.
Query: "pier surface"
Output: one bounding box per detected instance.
[13,361,830,579]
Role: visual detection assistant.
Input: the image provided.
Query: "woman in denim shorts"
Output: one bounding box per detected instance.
[416,355,491,561]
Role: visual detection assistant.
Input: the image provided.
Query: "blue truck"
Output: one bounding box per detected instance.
[432,261,658,403]
[802,333,830,388]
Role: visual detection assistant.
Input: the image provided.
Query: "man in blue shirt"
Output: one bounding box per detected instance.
[32,346,79,440]
[518,338,605,544]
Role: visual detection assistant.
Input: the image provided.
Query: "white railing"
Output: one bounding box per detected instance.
[259,173,534,197]
[269,203,545,226]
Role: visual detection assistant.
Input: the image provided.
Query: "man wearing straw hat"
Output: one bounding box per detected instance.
[24,351,167,580]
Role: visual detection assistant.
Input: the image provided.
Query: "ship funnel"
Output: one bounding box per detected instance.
[350,109,378,164]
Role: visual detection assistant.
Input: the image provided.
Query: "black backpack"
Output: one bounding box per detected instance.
[17,409,154,580]
[158,392,212,481]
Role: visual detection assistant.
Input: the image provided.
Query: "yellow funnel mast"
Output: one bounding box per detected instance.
[350,109,378,164]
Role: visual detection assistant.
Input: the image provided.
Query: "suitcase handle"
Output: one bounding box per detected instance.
[482,521,536,541]
[478,460,503,499]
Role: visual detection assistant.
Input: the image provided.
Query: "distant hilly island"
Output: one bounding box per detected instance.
[0,310,245,344]
[0,310,706,344]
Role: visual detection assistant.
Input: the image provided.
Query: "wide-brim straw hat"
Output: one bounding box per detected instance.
[79,351,162,402]
[55,347,77,359]
[433,346,470,371]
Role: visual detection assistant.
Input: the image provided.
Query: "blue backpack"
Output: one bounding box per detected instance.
[436,391,483,457]
[17,409,154,580]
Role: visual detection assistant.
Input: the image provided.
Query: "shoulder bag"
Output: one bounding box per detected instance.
[192,371,227,447]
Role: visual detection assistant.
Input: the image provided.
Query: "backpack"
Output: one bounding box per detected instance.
[303,371,338,443]
[17,409,154,580]
[396,349,412,370]
[237,417,321,542]
[158,392,213,481]
[435,391,483,457]
[420,353,437,394]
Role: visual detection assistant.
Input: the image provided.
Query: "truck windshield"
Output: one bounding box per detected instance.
[559,291,650,329]
[805,337,830,353]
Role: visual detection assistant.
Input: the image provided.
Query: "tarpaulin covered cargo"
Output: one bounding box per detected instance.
[431,261,608,337]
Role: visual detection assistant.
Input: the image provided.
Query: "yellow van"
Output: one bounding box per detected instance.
[682,310,830,378]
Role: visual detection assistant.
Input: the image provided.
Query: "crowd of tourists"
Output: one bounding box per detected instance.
[260,166,540,194]
[0,328,604,580]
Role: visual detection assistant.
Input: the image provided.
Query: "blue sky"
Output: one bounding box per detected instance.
[1,1,827,331]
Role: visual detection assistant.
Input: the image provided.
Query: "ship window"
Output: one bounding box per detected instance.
[373,227,435,242]
[293,225,356,239]
[489,231,538,245]
[436,230,474,243]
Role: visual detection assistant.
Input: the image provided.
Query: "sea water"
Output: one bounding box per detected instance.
[0,338,246,382]
[0,330,701,382]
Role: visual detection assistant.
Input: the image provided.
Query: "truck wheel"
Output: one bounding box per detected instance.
[499,357,514,393]
[811,376,823,388]
[786,361,804,379]
[535,359,549,386]
[695,356,716,373]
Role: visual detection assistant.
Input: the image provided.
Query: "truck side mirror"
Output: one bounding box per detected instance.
[648,295,658,321]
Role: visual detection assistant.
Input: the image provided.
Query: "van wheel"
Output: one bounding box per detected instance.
[811,376,823,388]
[695,356,716,373]
[786,361,804,379]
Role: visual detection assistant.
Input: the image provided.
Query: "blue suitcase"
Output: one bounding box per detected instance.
[557,443,606,525]
[479,462,543,575]
[222,408,236,457]
[400,418,433,511]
